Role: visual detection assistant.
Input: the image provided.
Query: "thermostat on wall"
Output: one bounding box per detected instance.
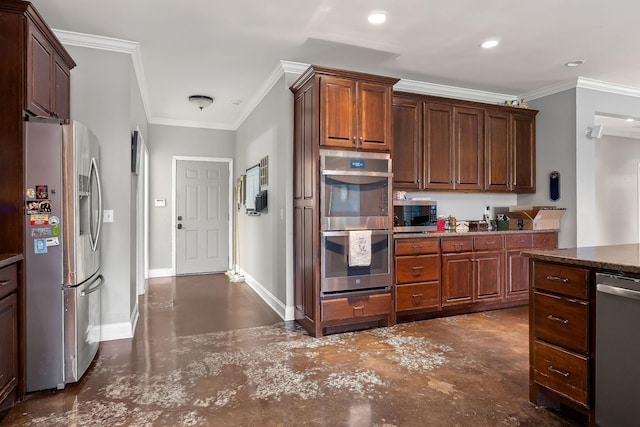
[154,198,166,207]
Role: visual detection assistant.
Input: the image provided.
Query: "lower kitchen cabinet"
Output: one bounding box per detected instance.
[0,260,20,414]
[321,293,392,322]
[395,231,557,320]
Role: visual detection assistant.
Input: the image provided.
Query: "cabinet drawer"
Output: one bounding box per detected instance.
[534,291,589,353]
[533,232,557,249]
[0,264,18,301]
[441,237,473,253]
[474,235,504,251]
[321,293,391,322]
[396,255,439,284]
[533,262,589,299]
[395,238,439,256]
[505,234,533,249]
[396,282,440,312]
[533,340,589,406]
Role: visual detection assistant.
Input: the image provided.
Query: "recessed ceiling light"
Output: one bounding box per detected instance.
[626,118,635,122]
[368,11,387,24]
[566,60,585,67]
[481,40,499,49]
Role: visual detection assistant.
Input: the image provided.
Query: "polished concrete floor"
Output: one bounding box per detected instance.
[2,274,579,426]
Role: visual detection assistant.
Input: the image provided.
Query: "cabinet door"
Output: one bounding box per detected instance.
[454,107,484,191]
[0,293,18,407]
[475,250,503,301]
[53,54,71,120]
[506,249,529,300]
[392,98,422,189]
[423,103,454,190]
[512,113,536,192]
[442,252,473,306]
[27,22,53,117]
[484,110,511,191]
[358,82,392,151]
[319,76,357,148]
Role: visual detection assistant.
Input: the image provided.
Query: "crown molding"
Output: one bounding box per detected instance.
[53,29,153,122]
[519,79,578,101]
[149,117,235,131]
[576,77,640,98]
[280,60,310,75]
[394,78,515,104]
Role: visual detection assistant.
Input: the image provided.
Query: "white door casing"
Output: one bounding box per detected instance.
[173,157,232,275]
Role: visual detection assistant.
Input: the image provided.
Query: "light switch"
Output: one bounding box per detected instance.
[155,198,166,207]
[103,210,114,223]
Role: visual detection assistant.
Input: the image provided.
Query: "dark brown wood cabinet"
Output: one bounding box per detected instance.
[530,259,593,422]
[395,231,557,320]
[319,74,394,152]
[392,92,537,193]
[0,261,20,414]
[25,7,74,120]
[392,97,422,190]
[485,110,537,192]
[506,232,558,301]
[291,66,399,337]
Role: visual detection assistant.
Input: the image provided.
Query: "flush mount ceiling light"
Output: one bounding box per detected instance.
[368,11,387,24]
[566,60,585,67]
[481,40,499,49]
[188,95,214,110]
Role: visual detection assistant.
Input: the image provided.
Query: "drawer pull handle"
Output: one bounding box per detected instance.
[0,280,9,287]
[547,314,569,324]
[411,245,422,249]
[352,305,364,311]
[412,266,424,271]
[548,366,570,377]
[546,275,569,284]
[411,293,423,299]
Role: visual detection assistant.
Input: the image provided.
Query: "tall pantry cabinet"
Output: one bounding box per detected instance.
[291,66,398,337]
[0,0,76,414]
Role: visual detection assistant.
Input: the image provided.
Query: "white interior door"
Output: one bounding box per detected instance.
[176,159,230,274]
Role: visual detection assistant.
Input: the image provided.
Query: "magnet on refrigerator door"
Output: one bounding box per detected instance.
[34,239,47,254]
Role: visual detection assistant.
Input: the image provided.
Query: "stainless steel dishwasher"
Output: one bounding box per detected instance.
[596,272,640,427]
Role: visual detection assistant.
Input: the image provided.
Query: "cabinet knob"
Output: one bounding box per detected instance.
[352,136,357,144]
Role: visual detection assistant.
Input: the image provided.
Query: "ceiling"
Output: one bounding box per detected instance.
[30,0,640,131]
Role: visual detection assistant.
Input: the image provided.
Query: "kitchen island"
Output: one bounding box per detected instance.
[524,244,640,427]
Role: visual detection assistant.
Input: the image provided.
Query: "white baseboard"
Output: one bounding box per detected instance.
[148,268,173,278]
[100,321,134,341]
[130,302,139,336]
[239,268,294,321]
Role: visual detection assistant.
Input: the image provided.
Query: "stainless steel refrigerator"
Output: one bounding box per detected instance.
[24,118,104,392]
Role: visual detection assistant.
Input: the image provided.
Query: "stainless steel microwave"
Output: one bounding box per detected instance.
[393,200,437,232]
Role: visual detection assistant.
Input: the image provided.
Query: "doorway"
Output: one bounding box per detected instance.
[172,156,233,275]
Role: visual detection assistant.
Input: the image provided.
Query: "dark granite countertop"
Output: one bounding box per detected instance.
[394,229,558,239]
[0,253,23,269]
[523,244,640,274]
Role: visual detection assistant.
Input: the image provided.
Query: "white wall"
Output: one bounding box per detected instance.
[67,46,143,338]
[234,74,294,319]
[595,135,640,245]
[147,124,235,273]
[521,89,576,248]
[576,88,640,246]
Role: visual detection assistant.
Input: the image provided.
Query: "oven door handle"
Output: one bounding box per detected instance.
[321,169,393,178]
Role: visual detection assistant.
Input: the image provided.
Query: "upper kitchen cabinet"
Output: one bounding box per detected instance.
[25,6,75,120]
[392,96,422,190]
[314,68,398,152]
[485,109,537,193]
[0,1,76,122]
[393,92,536,194]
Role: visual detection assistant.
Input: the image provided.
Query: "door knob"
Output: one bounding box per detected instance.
[177,224,182,229]
[177,215,183,220]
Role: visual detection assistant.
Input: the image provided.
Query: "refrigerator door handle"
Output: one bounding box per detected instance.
[89,156,103,252]
[80,274,104,297]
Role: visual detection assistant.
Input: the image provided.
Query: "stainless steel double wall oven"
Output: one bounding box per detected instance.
[319,150,393,295]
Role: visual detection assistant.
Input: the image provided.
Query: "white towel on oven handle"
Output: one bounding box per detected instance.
[349,230,372,267]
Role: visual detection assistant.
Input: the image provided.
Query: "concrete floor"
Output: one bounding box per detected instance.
[1,274,579,426]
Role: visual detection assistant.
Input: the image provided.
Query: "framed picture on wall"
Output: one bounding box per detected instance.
[245,164,260,211]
